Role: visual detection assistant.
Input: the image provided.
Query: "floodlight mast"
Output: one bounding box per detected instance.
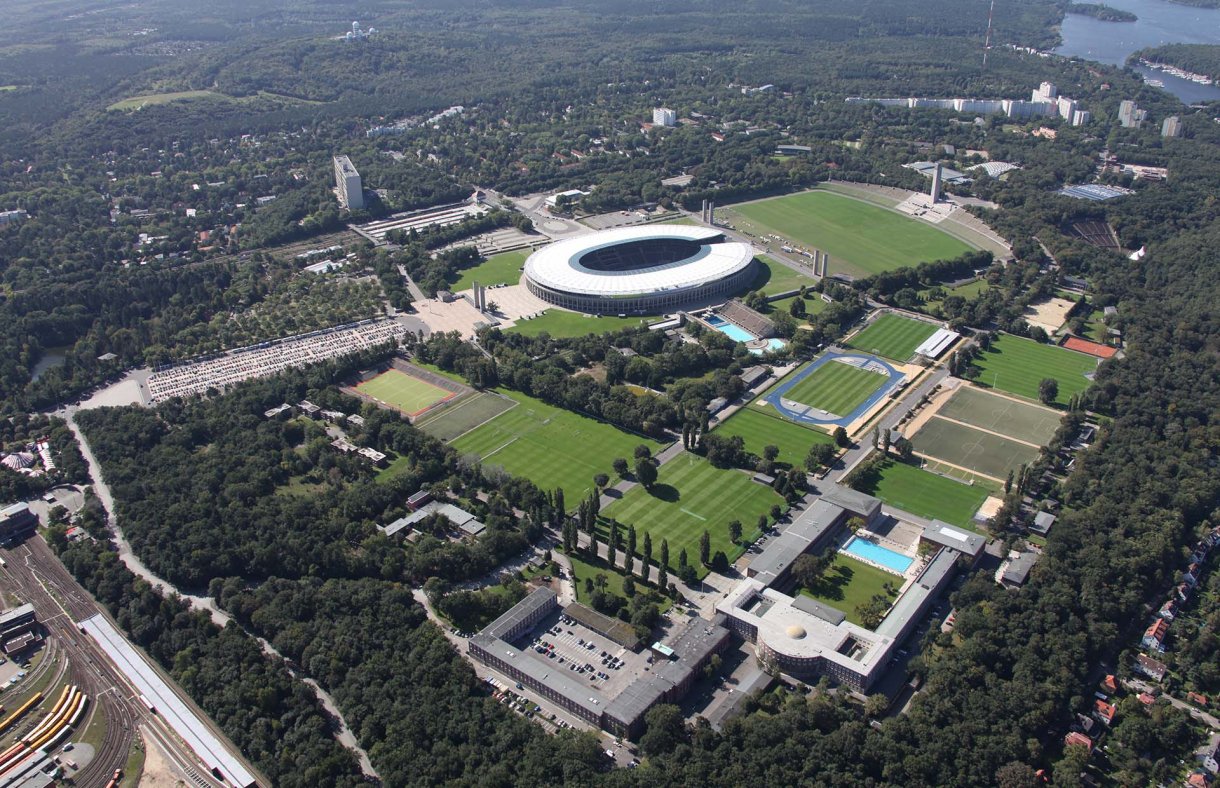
[983,0,996,67]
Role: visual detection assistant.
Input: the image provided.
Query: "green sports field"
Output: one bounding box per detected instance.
[784,360,887,417]
[450,388,663,500]
[356,369,453,415]
[969,334,1097,405]
[414,391,516,441]
[507,310,652,339]
[852,459,988,530]
[801,553,900,628]
[936,386,1061,445]
[847,314,939,362]
[748,256,818,295]
[911,417,1041,480]
[730,189,974,278]
[449,250,529,292]
[602,454,783,578]
[712,406,834,467]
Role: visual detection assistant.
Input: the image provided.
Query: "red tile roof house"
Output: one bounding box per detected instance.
[1189,692,1210,707]
[1137,692,1157,706]
[1064,731,1094,752]
[1143,619,1169,652]
[1093,699,1117,726]
[1101,675,1118,694]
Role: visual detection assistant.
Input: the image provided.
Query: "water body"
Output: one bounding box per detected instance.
[30,347,68,382]
[1055,0,1220,103]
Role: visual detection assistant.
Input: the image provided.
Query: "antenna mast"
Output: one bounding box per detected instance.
[983,0,996,67]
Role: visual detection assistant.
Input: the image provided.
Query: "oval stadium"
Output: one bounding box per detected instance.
[522,224,757,314]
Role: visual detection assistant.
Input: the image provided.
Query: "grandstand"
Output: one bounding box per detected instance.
[1070,220,1121,251]
[715,300,776,339]
[1057,184,1134,201]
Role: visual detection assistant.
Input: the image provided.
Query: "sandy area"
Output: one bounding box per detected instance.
[1024,297,1076,334]
[976,496,1004,521]
[138,733,185,788]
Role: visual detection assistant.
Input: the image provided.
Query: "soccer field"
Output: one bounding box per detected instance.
[969,334,1098,405]
[847,314,938,362]
[356,369,453,415]
[730,190,973,278]
[911,417,1041,480]
[450,389,662,500]
[852,459,988,530]
[713,406,834,468]
[936,386,1061,445]
[602,454,783,578]
[414,391,516,442]
[785,360,887,417]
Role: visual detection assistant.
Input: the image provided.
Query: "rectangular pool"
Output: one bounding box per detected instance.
[843,537,913,574]
[705,315,756,343]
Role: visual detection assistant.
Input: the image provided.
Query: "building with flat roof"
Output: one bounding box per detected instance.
[468,587,730,738]
[382,500,485,539]
[652,108,676,127]
[1163,115,1183,138]
[0,503,37,543]
[333,155,364,210]
[0,603,36,638]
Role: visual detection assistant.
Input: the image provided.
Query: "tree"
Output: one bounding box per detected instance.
[770,504,783,522]
[833,426,849,448]
[660,539,669,576]
[607,521,618,566]
[594,473,609,489]
[1039,377,1059,404]
[622,576,636,597]
[634,444,652,460]
[763,445,779,462]
[635,457,658,489]
[643,532,653,569]
[791,553,831,588]
[789,297,807,318]
[995,761,1039,788]
[847,516,865,534]
[711,551,729,572]
[612,457,629,477]
[881,428,891,453]
[699,530,711,565]
[728,519,742,544]
[639,704,686,757]
[806,442,836,472]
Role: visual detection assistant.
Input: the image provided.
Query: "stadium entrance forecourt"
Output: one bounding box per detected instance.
[522,224,757,315]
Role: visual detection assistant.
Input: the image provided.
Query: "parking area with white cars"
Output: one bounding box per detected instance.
[522,611,653,698]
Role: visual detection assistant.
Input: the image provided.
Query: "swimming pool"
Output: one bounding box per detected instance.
[843,537,913,574]
[750,338,787,355]
[705,315,757,343]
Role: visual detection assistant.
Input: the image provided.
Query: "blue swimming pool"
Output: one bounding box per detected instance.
[750,338,787,356]
[705,315,756,343]
[843,537,913,574]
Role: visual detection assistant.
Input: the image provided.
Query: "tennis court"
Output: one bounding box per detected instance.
[935,386,1061,446]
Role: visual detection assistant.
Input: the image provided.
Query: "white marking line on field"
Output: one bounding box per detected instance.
[482,437,519,460]
[680,508,707,521]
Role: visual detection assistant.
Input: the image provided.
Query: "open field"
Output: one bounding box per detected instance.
[846,314,939,361]
[852,459,988,530]
[451,389,663,500]
[507,310,653,338]
[748,255,818,295]
[785,360,887,416]
[729,189,973,278]
[936,386,1061,445]
[801,553,899,628]
[602,453,783,578]
[713,406,834,467]
[969,334,1097,405]
[414,391,517,442]
[763,293,830,319]
[355,368,453,416]
[107,90,231,111]
[565,554,672,612]
[450,250,528,292]
[911,417,1041,480]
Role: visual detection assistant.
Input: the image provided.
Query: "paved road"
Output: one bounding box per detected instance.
[1122,677,1220,729]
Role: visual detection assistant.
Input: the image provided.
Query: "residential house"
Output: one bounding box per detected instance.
[1142,619,1169,652]
[1135,654,1168,682]
[1064,731,1094,752]
[1093,699,1117,726]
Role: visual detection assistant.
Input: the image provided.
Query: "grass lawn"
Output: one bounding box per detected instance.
[602,453,783,579]
[969,334,1097,405]
[713,406,834,468]
[785,360,887,416]
[119,740,146,788]
[451,388,663,501]
[507,310,653,339]
[748,255,819,295]
[801,553,900,628]
[565,553,671,612]
[108,90,231,111]
[847,314,939,362]
[763,293,830,319]
[355,368,453,415]
[730,189,973,278]
[449,250,529,292]
[852,459,988,530]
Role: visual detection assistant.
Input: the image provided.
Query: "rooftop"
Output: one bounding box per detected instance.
[921,520,986,558]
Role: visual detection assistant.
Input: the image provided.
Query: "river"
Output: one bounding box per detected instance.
[1054,0,1220,103]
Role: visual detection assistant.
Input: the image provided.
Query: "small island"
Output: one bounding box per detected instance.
[1065,2,1138,21]
[1164,0,1220,8]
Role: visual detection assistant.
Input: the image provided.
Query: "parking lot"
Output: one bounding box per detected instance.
[515,610,654,699]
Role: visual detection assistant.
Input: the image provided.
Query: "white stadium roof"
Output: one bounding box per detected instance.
[523,224,755,298]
